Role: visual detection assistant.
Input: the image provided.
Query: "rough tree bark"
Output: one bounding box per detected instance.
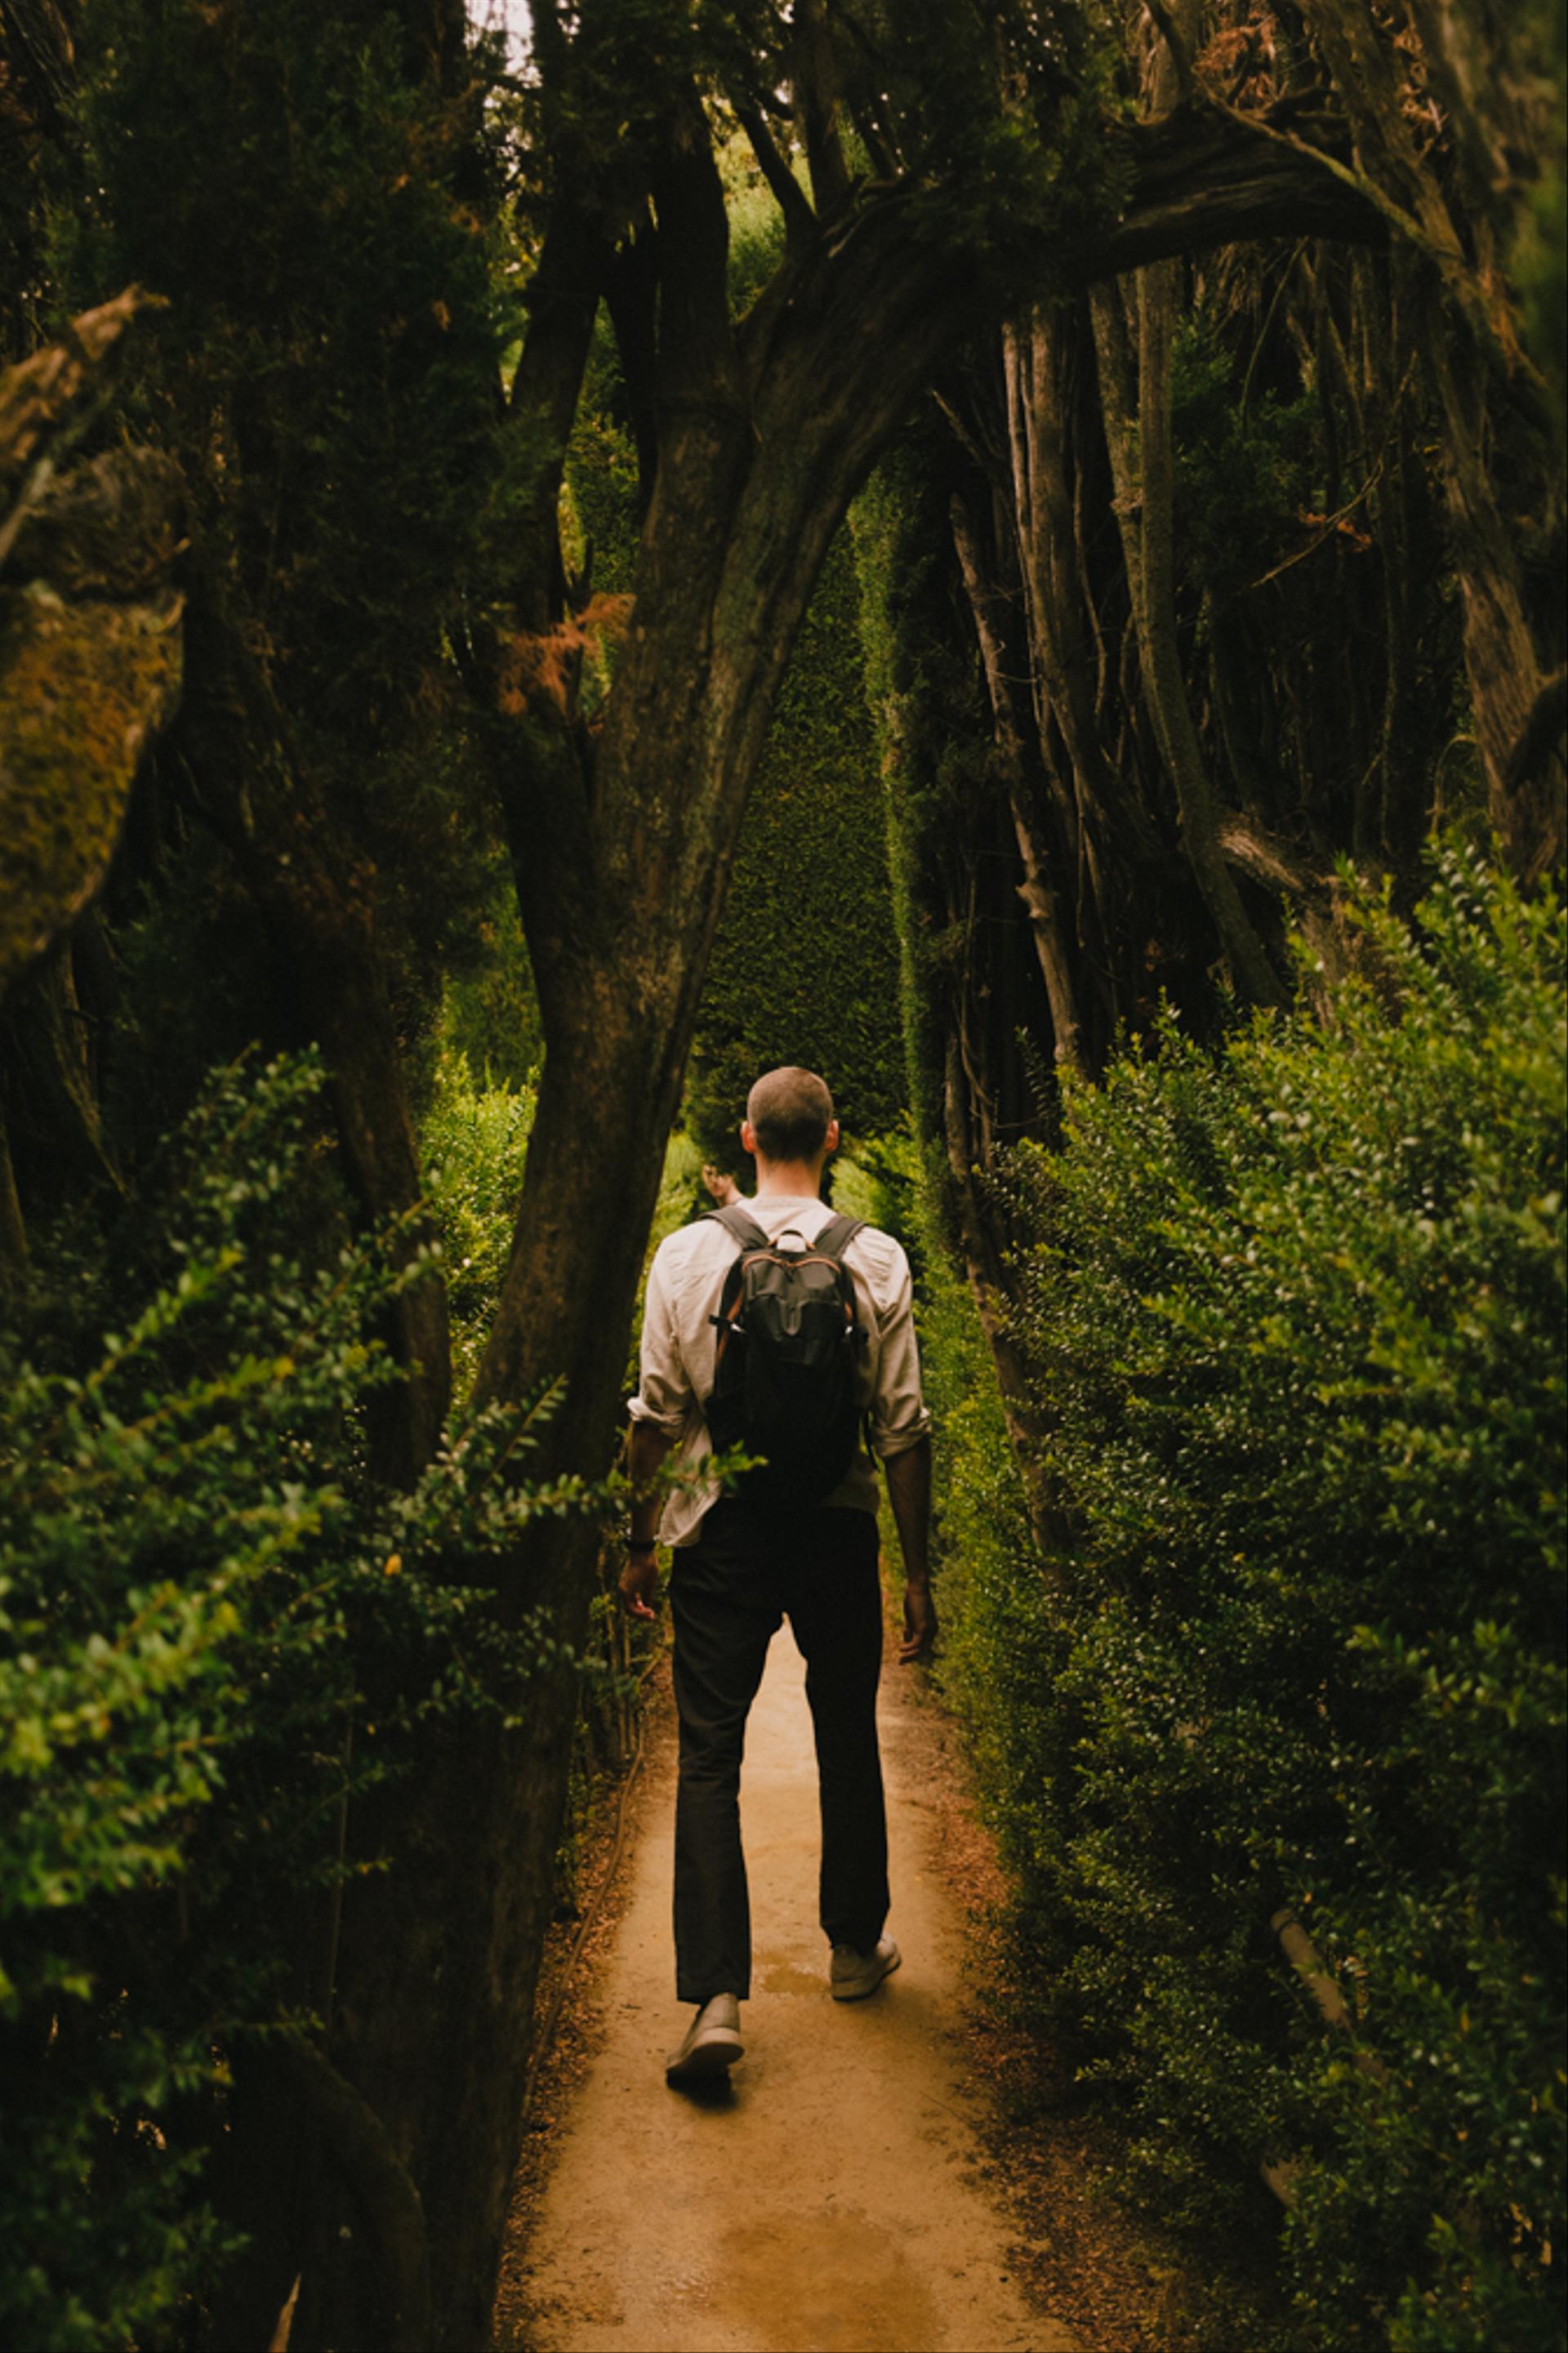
[949,482,1089,1073]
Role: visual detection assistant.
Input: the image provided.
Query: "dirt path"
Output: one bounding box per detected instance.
[501,1634,1084,2353]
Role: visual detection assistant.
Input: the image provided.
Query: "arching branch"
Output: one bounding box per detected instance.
[1076,96,1387,281]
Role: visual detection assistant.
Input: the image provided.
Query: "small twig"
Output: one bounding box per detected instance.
[1247,455,1388,590]
[1239,239,1308,421]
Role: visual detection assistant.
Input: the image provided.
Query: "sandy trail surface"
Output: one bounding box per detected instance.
[508,1632,1080,2353]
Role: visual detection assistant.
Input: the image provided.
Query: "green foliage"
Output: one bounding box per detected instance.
[1171,315,1319,596]
[60,0,510,684]
[685,525,906,1170]
[960,850,1566,2349]
[718,123,792,318]
[422,858,546,1101]
[52,0,520,1030]
[884,1134,1049,1826]
[565,390,641,599]
[0,1053,599,2350]
[421,1046,537,1394]
[840,0,1125,275]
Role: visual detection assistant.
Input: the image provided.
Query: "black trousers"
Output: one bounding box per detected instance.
[669,1499,889,2005]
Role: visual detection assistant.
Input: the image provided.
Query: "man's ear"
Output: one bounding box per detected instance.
[824,1118,841,1157]
[740,1118,758,1156]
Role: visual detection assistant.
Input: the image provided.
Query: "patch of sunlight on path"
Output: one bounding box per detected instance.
[505,1631,1082,2353]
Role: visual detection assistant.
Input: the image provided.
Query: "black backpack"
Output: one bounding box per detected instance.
[703,1203,867,1507]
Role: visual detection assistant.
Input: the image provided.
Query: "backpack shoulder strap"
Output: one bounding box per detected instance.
[814,1212,865,1263]
[707,1201,772,1254]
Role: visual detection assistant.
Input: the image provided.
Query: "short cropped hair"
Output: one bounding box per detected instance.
[746,1066,835,1162]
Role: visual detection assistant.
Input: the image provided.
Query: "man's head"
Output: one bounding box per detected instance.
[741,1066,839,1173]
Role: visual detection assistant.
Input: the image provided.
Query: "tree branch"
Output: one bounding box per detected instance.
[791,0,853,219]
[508,206,604,632]
[1072,97,1387,281]
[733,97,818,253]
[273,2038,431,2353]
[1502,665,1568,800]
[1146,0,1196,104]
[650,86,742,418]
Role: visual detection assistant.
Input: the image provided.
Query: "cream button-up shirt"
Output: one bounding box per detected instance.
[628,1192,932,1547]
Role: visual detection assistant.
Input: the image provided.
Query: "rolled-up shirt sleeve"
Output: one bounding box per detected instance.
[867,1247,932,1458]
[627,1245,693,1437]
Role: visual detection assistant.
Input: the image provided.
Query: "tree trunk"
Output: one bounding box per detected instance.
[1134,243,1286,1005]
[1422,307,1565,878]
[1292,0,1566,874]
[948,485,1088,1072]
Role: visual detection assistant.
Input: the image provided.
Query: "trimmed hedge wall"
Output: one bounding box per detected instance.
[683,520,906,1170]
[919,853,1565,2351]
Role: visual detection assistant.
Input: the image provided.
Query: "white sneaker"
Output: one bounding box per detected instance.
[665,1992,744,2083]
[830,1936,902,2001]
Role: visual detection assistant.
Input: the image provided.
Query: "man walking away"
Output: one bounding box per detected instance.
[621,1067,935,2087]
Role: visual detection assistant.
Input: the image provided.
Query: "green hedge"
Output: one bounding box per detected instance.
[421,1044,537,1394]
[0,1055,595,2349]
[684,523,906,1170]
[927,852,1565,2350]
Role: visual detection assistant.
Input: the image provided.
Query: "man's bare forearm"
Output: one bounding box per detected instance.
[628,1420,674,1546]
[620,1420,675,1622]
[884,1435,932,1585]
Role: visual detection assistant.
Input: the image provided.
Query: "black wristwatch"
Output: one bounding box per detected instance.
[626,1536,657,1556]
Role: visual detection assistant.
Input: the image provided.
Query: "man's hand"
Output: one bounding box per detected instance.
[619,1548,660,1621]
[898,1580,937,1664]
[623,1422,674,1621]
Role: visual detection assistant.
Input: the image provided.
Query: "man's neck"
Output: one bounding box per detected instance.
[753,1162,825,1201]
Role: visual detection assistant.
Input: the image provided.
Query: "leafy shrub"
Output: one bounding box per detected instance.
[0,1053,595,2350]
[421,1045,537,1392]
[884,1140,1057,1829]
[1172,314,1317,595]
[933,851,1565,2349]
